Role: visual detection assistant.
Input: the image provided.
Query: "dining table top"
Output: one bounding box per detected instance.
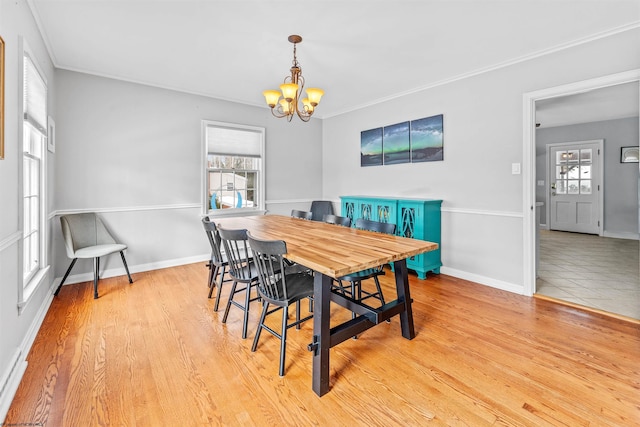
[214,214,438,279]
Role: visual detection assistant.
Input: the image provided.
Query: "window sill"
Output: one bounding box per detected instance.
[18,265,50,315]
[205,209,267,218]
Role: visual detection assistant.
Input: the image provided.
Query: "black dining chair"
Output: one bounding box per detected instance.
[310,200,334,221]
[247,232,314,377]
[334,218,397,309]
[291,209,313,220]
[202,216,232,311]
[217,226,261,339]
[322,214,351,227]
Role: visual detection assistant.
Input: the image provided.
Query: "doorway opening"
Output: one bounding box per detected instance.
[523,70,640,320]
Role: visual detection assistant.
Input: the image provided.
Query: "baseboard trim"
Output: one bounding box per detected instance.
[534,294,640,324]
[54,254,210,287]
[0,287,54,424]
[440,266,525,295]
[602,230,640,240]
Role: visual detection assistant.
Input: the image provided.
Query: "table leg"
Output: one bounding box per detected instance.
[393,259,416,339]
[312,273,332,396]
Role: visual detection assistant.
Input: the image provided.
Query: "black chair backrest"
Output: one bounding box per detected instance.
[310,201,334,221]
[217,226,254,281]
[355,218,397,235]
[247,232,289,303]
[291,209,313,220]
[323,214,352,227]
[202,216,224,264]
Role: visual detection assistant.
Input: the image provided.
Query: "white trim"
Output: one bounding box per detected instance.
[54,254,210,290]
[603,231,640,240]
[523,69,640,297]
[0,231,21,252]
[0,349,25,424]
[201,120,266,215]
[0,284,53,423]
[441,207,523,218]
[54,203,200,217]
[18,266,50,314]
[440,267,524,295]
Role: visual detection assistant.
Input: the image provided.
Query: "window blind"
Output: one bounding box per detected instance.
[207,125,262,157]
[23,53,47,134]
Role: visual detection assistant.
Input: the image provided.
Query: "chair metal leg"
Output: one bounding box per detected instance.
[279,306,289,377]
[251,301,269,352]
[295,300,301,330]
[119,251,133,283]
[54,258,77,296]
[93,257,100,299]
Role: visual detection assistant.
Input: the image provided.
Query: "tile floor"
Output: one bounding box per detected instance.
[536,229,639,320]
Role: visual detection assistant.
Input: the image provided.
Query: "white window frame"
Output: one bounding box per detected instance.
[201,120,266,216]
[18,38,49,311]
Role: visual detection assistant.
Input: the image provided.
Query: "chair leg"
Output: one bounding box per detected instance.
[241,282,253,339]
[93,257,100,299]
[251,301,269,352]
[54,258,77,296]
[279,306,289,377]
[213,265,226,312]
[373,276,386,305]
[119,251,133,283]
[207,264,219,298]
[221,281,238,323]
[295,300,301,330]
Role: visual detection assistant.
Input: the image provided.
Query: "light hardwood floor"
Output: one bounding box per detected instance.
[5,263,639,426]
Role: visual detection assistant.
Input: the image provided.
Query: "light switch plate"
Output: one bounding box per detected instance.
[511,163,521,175]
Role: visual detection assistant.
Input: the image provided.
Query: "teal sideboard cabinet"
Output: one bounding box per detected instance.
[340,196,442,279]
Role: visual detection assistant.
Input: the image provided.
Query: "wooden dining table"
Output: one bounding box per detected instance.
[214,214,438,396]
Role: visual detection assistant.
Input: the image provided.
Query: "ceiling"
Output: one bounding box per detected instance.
[29,0,640,121]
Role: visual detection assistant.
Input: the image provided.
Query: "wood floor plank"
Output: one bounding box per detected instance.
[5,263,639,426]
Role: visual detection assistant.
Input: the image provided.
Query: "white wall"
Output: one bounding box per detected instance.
[52,70,323,281]
[536,117,639,237]
[322,27,640,294]
[0,0,57,421]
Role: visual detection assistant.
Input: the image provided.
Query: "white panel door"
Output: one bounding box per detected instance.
[548,141,602,234]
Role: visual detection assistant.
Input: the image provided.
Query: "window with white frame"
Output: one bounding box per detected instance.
[203,121,265,213]
[22,47,47,288]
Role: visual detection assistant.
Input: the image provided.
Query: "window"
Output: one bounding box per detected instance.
[21,43,47,294]
[202,121,265,214]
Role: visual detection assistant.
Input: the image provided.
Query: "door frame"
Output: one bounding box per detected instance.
[546,139,604,236]
[522,69,640,297]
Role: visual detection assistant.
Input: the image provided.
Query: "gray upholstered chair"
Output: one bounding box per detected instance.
[54,213,133,299]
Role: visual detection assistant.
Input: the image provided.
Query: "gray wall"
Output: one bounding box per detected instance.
[52,69,323,281]
[536,117,639,238]
[322,28,640,294]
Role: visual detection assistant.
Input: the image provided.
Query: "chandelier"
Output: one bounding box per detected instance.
[262,35,324,122]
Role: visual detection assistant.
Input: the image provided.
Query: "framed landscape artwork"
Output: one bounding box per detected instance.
[383,121,410,165]
[411,114,443,162]
[360,114,444,167]
[360,127,383,166]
